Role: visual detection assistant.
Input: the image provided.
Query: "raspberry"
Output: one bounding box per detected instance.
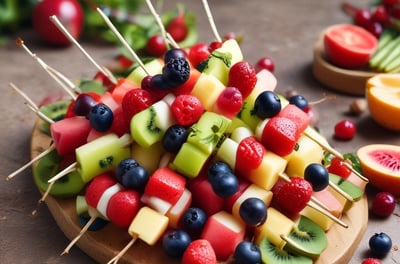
[171,94,204,126]
[215,87,243,119]
[362,258,382,264]
[182,239,217,264]
[371,191,396,217]
[274,177,313,216]
[228,61,257,98]
[121,88,153,127]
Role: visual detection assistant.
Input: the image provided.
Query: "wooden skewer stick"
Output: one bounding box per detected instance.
[166,32,180,49]
[9,83,55,124]
[107,235,138,264]
[144,0,170,50]
[96,7,150,76]
[16,38,77,100]
[303,127,369,182]
[48,162,77,183]
[279,173,348,228]
[49,15,118,85]
[62,208,101,255]
[201,0,222,42]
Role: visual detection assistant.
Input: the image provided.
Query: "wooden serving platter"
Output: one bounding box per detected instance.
[312,35,377,96]
[30,118,368,264]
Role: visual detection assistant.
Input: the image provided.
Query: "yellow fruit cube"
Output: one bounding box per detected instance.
[191,73,225,111]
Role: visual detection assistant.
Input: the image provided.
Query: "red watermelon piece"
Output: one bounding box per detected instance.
[277,104,310,133]
[85,174,116,208]
[107,189,142,228]
[50,116,91,157]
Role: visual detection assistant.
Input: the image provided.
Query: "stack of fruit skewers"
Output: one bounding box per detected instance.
[7,1,368,262]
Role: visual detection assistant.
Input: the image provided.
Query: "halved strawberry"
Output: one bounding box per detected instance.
[228,61,257,98]
[182,239,217,264]
[274,177,313,217]
[235,136,265,175]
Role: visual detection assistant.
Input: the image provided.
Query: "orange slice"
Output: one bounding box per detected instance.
[366,73,400,131]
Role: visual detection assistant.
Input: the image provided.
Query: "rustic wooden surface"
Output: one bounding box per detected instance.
[1,0,400,263]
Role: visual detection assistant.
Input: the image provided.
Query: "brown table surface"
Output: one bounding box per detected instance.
[1,0,400,263]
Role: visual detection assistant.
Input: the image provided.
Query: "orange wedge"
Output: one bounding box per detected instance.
[366,73,400,131]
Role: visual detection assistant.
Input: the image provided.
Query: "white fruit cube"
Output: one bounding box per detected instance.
[128,206,169,245]
[166,189,192,228]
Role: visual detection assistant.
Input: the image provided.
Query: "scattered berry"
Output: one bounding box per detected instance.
[334,119,356,140]
[182,239,217,264]
[171,94,204,126]
[255,56,275,73]
[228,61,257,98]
[289,94,309,110]
[362,258,382,264]
[371,191,396,217]
[369,232,392,256]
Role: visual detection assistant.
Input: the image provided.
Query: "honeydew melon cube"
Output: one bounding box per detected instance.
[128,206,169,245]
[254,207,294,248]
[76,133,131,183]
[172,142,209,178]
[232,184,273,221]
[225,117,251,134]
[218,39,243,65]
[127,58,163,85]
[215,137,238,169]
[130,141,164,175]
[245,151,287,191]
[285,135,324,177]
[187,112,231,154]
[237,95,262,131]
[230,126,254,143]
[190,73,225,111]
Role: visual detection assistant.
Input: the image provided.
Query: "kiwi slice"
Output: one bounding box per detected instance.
[282,216,327,260]
[38,100,72,135]
[130,106,163,147]
[33,149,85,198]
[259,238,313,264]
[329,173,363,201]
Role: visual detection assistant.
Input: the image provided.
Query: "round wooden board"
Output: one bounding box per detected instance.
[312,33,377,96]
[30,119,368,264]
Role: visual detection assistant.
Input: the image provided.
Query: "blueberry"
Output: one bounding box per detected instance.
[150,74,173,90]
[162,125,188,153]
[116,158,149,191]
[239,197,268,226]
[89,103,113,132]
[289,94,308,110]
[209,171,239,198]
[78,215,108,231]
[234,241,262,264]
[208,161,232,182]
[369,232,392,256]
[74,93,97,117]
[253,91,281,119]
[182,207,207,230]
[162,229,191,258]
[304,163,329,192]
[162,57,190,87]
[164,48,186,62]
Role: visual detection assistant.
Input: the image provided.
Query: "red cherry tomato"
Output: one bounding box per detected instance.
[324,24,378,68]
[32,0,84,46]
[334,119,356,140]
[146,35,167,57]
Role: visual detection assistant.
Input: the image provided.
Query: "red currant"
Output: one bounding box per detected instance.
[354,9,372,27]
[146,35,167,57]
[215,87,243,119]
[334,119,356,140]
[371,192,396,217]
[372,5,389,25]
[208,41,222,53]
[255,56,275,73]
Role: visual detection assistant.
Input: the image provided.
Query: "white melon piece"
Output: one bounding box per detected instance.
[230,126,254,143]
[96,183,123,219]
[141,193,172,215]
[215,138,238,169]
[166,189,192,228]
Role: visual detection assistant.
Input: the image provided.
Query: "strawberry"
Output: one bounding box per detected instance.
[171,94,204,126]
[228,61,257,98]
[274,177,313,216]
[182,239,217,264]
[85,174,117,208]
[361,258,382,264]
[327,157,352,179]
[109,106,130,137]
[121,88,153,127]
[235,136,265,175]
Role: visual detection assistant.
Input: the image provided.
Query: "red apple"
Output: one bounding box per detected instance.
[32,0,84,46]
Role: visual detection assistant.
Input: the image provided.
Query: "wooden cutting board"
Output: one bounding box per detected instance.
[30,119,368,264]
